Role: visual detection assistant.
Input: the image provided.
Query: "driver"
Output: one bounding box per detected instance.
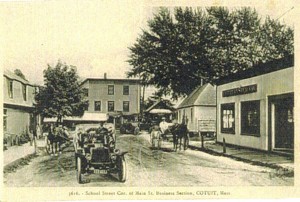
[159,117,169,138]
[96,122,115,149]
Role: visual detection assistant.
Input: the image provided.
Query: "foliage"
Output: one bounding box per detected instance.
[35,61,89,123]
[127,7,294,99]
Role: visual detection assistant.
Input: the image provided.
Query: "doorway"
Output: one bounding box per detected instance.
[269,94,294,152]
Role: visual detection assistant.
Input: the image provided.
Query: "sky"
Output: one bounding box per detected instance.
[0,0,298,98]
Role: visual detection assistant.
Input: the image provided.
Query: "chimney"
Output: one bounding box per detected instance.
[104,73,107,79]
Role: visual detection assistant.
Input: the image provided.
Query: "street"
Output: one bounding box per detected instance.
[4,132,293,187]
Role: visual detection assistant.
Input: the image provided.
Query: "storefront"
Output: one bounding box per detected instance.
[216,56,294,153]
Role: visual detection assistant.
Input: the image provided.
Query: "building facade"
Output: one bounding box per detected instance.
[177,83,216,135]
[216,56,294,153]
[80,77,141,124]
[3,69,38,145]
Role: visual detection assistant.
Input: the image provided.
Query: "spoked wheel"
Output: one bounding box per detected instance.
[76,157,82,184]
[117,156,127,182]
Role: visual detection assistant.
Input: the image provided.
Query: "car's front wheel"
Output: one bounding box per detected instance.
[117,156,127,182]
[76,157,82,184]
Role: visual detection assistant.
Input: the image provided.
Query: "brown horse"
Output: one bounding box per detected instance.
[169,124,189,151]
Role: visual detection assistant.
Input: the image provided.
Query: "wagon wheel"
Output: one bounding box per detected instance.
[117,156,127,182]
[76,157,83,184]
[134,127,140,135]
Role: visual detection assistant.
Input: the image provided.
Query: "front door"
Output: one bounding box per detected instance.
[274,97,294,149]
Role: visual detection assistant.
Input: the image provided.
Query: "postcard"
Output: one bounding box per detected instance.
[1,0,299,201]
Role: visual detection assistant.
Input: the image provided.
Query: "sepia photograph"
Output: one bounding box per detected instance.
[0,0,298,201]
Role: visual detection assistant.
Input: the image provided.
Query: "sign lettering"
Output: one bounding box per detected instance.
[222,84,257,97]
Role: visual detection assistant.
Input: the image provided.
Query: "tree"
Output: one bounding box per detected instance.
[127,7,294,99]
[35,61,88,123]
[14,69,28,81]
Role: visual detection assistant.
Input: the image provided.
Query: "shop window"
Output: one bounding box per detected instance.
[221,103,235,134]
[94,101,101,111]
[123,86,129,95]
[241,100,260,135]
[108,85,114,95]
[123,101,129,112]
[108,101,114,112]
[22,84,27,101]
[288,107,294,123]
[3,109,7,131]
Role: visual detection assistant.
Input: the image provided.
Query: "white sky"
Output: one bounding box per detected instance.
[0,0,298,94]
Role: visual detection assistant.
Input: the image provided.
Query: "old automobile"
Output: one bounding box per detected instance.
[75,124,127,183]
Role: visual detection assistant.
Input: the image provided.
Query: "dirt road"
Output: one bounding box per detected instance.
[4,132,293,187]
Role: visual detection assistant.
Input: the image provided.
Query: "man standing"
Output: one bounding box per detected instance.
[159,117,169,138]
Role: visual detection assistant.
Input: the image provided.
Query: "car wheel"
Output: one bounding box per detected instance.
[117,156,127,182]
[77,157,82,184]
[120,127,126,134]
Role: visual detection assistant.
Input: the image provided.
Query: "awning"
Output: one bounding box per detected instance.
[43,117,57,123]
[149,109,173,114]
[43,112,108,123]
[65,112,108,122]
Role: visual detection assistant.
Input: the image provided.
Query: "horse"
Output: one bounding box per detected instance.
[169,123,189,151]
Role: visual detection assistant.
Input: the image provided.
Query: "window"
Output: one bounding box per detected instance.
[94,101,101,111]
[123,101,129,112]
[3,109,7,131]
[221,103,235,134]
[83,88,89,97]
[22,84,27,101]
[108,85,114,95]
[241,100,260,135]
[108,101,114,112]
[288,107,294,123]
[123,86,129,95]
[8,79,13,98]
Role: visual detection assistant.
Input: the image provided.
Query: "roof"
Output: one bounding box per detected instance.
[149,109,173,114]
[177,83,216,109]
[3,69,34,86]
[216,55,294,85]
[145,99,174,113]
[81,78,140,85]
[43,112,108,123]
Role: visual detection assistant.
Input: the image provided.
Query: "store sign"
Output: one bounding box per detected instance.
[222,84,257,97]
[198,120,216,132]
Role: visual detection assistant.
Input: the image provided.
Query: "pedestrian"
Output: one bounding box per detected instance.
[74,127,84,152]
[47,123,55,156]
[32,124,37,154]
[63,126,70,139]
[36,124,41,139]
